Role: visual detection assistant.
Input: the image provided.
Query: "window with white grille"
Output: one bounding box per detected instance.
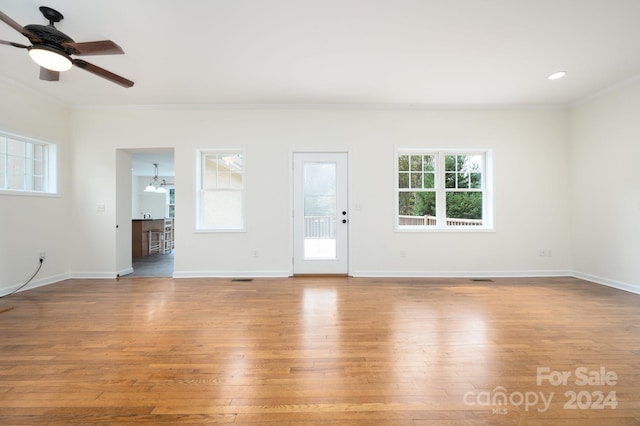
[196,149,245,231]
[0,132,57,195]
[396,149,493,230]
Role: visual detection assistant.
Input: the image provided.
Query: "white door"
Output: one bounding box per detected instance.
[293,152,349,274]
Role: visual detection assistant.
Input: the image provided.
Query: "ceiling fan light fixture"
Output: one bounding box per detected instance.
[28,45,73,71]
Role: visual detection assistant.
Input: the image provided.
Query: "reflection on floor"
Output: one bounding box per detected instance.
[130,252,174,277]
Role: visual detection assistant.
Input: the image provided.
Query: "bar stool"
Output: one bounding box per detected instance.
[162,218,173,254]
[148,229,163,255]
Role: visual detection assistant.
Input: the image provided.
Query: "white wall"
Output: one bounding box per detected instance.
[0,79,71,292]
[7,78,639,291]
[570,78,640,293]
[70,106,572,278]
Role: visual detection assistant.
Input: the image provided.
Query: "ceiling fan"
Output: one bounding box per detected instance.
[0,6,133,88]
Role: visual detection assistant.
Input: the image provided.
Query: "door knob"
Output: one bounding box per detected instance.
[342,211,347,215]
[342,219,348,224]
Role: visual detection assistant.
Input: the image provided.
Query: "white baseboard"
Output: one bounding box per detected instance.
[0,272,71,296]
[351,269,572,278]
[4,269,637,298]
[116,267,134,277]
[68,272,119,279]
[173,270,290,279]
[572,271,640,295]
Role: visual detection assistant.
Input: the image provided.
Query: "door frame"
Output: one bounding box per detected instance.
[289,150,351,276]
[116,148,175,277]
[115,149,133,277]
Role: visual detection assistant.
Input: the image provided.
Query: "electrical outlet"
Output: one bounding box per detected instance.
[400,249,407,258]
[252,249,259,258]
[39,251,46,261]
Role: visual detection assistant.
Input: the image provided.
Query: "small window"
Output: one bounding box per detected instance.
[0,132,57,195]
[168,187,175,218]
[196,149,245,231]
[396,149,492,230]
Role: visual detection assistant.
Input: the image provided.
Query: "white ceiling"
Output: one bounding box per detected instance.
[1,0,640,108]
[129,149,174,177]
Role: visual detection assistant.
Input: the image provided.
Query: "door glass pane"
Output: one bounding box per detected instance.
[303,162,337,259]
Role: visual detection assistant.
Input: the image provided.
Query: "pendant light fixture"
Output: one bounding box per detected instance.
[144,163,173,193]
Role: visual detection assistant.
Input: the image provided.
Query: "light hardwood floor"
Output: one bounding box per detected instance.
[0,276,639,425]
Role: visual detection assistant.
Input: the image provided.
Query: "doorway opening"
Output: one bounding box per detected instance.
[121,149,175,277]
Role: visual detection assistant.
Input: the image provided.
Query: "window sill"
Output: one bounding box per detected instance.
[193,228,247,234]
[0,189,60,197]
[395,226,495,233]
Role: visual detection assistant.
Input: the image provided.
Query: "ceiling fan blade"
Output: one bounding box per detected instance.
[73,59,134,88]
[62,40,124,56]
[0,10,41,43]
[39,67,59,81]
[0,39,29,49]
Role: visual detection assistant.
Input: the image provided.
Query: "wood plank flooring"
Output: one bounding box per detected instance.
[1,276,639,425]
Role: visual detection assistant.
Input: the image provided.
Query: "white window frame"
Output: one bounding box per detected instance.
[395,148,493,232]
[195,148,246,232]
[167,186,175,218]
[0,131,58,196]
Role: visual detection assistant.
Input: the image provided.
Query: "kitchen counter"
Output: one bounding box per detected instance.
[132,219,165,257]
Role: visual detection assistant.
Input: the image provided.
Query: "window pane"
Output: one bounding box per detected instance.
[410,172,422,188]
[33,176,44,191]
[410,155,422,171]
[230,171,243,189]
[203,155,220,188]
[446,192,483,225]
[423,155,435,172]
[0,153,4,188]
[304,163,336,216]
[423,172,435,188]
[445,155,457,172]
[414,192,436,217]
[398,191,436,226]
[468,155,482,171]
[398,192,414,216]
[7,139,24,156]
[218,168,231,188]
[470,172,482,189]
[7,155,24,190]
[457,171,469,188]
[303,162,337,260]
[201,190,243,229]
[398,155,409,172]
[445,172,456,188]
[398,172,409,188]
[398,191,436,217]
